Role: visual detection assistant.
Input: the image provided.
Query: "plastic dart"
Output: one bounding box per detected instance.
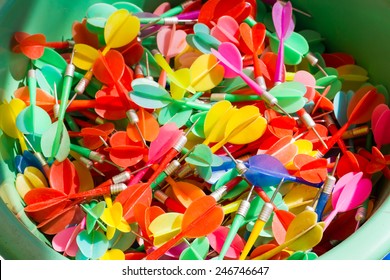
[323,114,348,154]
[16,68,51,137]
[12,32,74,60]
[130,78,211,111]
[323,172,372,230]
[208,105,267,153]
[242,14,327,76]
[316,88,385,158]
[272,1,294,85]
[74,9,140,96]
[238,22,267,89]
[210,15,240,45]
[245,154,322,188]
[40,48,75,162]
[211,42,292,116]
[146,196,224,260]
[146,119,198,185]
[32,47,101,90]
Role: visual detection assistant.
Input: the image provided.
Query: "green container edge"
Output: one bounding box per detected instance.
[0,0,389,260]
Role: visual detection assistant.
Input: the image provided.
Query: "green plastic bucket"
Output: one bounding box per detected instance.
[0,0,389,260]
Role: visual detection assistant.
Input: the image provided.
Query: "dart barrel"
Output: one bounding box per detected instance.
[1,0,390,260]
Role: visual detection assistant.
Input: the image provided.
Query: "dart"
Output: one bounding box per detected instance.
[239,178,285,260]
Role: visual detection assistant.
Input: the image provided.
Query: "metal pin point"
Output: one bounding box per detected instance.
[140,17,162,31]
[178,146,195,163]
[66,92,78,110]
[312,127,329,149]
[317,63,328,77]
[145,53,152,80]
[245,185,255,201]
[99,136,109,147]
[273,102,292,118]
[53,83,60,119]
[91,166,105,177]
[278,0,312,17]
[130,163,154,175]
[135,122,149,147]
[331,153,341,177]
[104,159,125,171]
[270,178,285,203]
[140,29,160,40]
[184,117,200,137]
[126,109,149,148]
[222,146,238,165]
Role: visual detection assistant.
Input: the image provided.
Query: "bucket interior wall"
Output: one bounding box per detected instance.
[0,0,389,259]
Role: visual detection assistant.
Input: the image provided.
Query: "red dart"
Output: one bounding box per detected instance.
[198,0,247,27]
[359,147,390,178]
[117,38,144,66]
[316,88,385,158]
[321,52,355,68]
[293,154,328,184]
[37,201,83,235]
[106,131,147,168]
[261,135,298,165]
[323,114,348,155]
[146,196,224,260]
[12,32,73,59]
[239,22,267,89]
[93,50,138,112]
[49,158,80,195]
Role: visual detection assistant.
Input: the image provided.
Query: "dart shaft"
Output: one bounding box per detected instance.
[315,192,330,221]
[325,118,348,154]
[58,69,74,123]
[210,93,262,103]
[218,214,245,260]
[150,171,168,190]
[222,200,242,215]
[239,219,266,260]
[45,41,71,49]
[174,99,211,111]
[316,120,351,158]
[274,37,285,84]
